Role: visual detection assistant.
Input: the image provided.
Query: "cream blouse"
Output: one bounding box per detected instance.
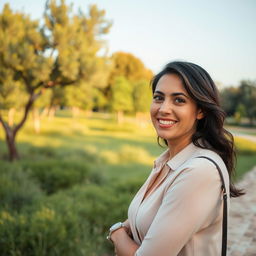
[128,142,230,256]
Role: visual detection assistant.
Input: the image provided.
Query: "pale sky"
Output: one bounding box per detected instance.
[1,0,256,86]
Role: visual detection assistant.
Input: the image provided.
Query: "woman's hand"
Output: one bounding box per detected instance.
[111,228,138,256]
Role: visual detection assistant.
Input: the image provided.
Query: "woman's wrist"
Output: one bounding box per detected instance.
[107,222,130,243]
[111,227,128,244]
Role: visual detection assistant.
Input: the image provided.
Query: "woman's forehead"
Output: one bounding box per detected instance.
[155,74,187,93]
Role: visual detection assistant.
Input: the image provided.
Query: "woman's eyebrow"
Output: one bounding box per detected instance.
[154,90,189,98]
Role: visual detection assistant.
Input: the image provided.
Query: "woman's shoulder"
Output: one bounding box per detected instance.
[175,147,229,188]
[191,146,227,173]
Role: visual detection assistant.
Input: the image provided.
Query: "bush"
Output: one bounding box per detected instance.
[0,164,44,212]
[100,145,153,165]
[22,160,105,194]
[0,181,138,255]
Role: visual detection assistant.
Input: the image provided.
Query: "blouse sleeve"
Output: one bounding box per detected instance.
[135,159,222,256]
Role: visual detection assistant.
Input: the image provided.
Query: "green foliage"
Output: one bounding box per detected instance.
[110,76,133,112]
[220,86,240,116]
[0,4,48,111]
[109,51,153,84]
[0,1,112,160]
[234,103,246,124]
[133,80,152,113]
[0,207,89,256]
[22,160,104,194]
[239,80,256,124]
[44,1,111,83]
[64,81,94,110]
[0,164,44,212]
[220,80,256,125]
[0,180,141,256]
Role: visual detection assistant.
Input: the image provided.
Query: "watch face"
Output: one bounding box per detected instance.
[110,222,122,232]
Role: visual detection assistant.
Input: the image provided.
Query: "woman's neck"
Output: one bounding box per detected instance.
[167,138,192,159]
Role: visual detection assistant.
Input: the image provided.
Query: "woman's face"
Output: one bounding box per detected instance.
[150,73,203,146]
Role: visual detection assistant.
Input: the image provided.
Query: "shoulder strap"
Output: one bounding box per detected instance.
[196,156,228,256]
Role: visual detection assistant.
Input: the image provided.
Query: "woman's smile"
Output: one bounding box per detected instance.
[157,118,178,128]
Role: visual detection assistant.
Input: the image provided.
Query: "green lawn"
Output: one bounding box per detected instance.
[1,111,255,181]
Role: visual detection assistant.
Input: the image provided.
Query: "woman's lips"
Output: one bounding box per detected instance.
[157,119,177,128]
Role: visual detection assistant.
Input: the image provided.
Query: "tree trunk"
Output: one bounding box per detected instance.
[0,91,41,161]
[41,107,49,117]
[72,106,80,118]
[135,112,148,128]
[48,106,56,120]
[85,110,92,117]
[117,111,124,124]
[5,128,19,161]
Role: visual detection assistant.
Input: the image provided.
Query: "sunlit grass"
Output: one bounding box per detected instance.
[0,111,256,181]
[235,136,256,154]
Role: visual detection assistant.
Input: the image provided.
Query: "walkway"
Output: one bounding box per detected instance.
[227,166,256,256]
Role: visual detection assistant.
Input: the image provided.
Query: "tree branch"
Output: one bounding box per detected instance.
[0,111,10,131]
[0,112,14,142]
[13,91,42,136]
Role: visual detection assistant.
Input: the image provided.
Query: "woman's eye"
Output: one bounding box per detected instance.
[153,95,163,101]
[175,97,186,104]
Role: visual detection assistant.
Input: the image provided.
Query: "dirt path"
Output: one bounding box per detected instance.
[227,166,256,255]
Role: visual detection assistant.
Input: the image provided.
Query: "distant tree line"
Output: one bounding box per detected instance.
[220,80,256,125]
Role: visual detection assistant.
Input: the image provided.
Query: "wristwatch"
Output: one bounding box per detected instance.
[107,222,125,242]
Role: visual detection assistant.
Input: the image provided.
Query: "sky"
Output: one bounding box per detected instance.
[1,0,256,86]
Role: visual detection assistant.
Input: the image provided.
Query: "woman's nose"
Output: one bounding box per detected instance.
[159,100,172,113]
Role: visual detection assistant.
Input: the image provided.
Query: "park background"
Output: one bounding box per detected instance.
[0,0,256,255]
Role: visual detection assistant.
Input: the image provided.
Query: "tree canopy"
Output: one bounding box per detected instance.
[0,1,111,160]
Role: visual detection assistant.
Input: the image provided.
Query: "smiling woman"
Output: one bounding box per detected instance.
[107,61,245,256]
[150,73,204,158]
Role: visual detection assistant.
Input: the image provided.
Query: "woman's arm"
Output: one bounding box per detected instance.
[111,227,139,256]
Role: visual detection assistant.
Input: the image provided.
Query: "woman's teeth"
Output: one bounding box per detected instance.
[159,120,176,125]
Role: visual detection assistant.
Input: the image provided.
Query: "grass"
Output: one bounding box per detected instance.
[0,111,256,182]
[1,111,256,255]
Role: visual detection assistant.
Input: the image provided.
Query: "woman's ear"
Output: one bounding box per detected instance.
[196,109,204,120]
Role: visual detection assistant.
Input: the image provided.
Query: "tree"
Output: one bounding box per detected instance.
[238,80,256,125]
[133,80,152,114]
[220,86,240,117]
[234,103,246,124]
[105,51,153,113]
[110,76,133,123]
[0,1,111,161]
[108,51,153,84]
[64,56,111,114]
[64,81,93,116]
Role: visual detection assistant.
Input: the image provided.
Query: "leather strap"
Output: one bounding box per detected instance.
[197,156,228,256]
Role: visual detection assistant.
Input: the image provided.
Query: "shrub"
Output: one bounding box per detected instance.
[100,145,154,165]
[0,165,44,212]
[0,181,138,255]
[22,160,105,194]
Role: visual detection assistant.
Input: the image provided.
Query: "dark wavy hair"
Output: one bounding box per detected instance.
[151,61,244,198]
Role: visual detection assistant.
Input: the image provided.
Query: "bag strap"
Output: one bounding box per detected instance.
[196,156,228,256]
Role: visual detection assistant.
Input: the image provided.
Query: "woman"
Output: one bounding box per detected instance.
[107,61,244,256]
